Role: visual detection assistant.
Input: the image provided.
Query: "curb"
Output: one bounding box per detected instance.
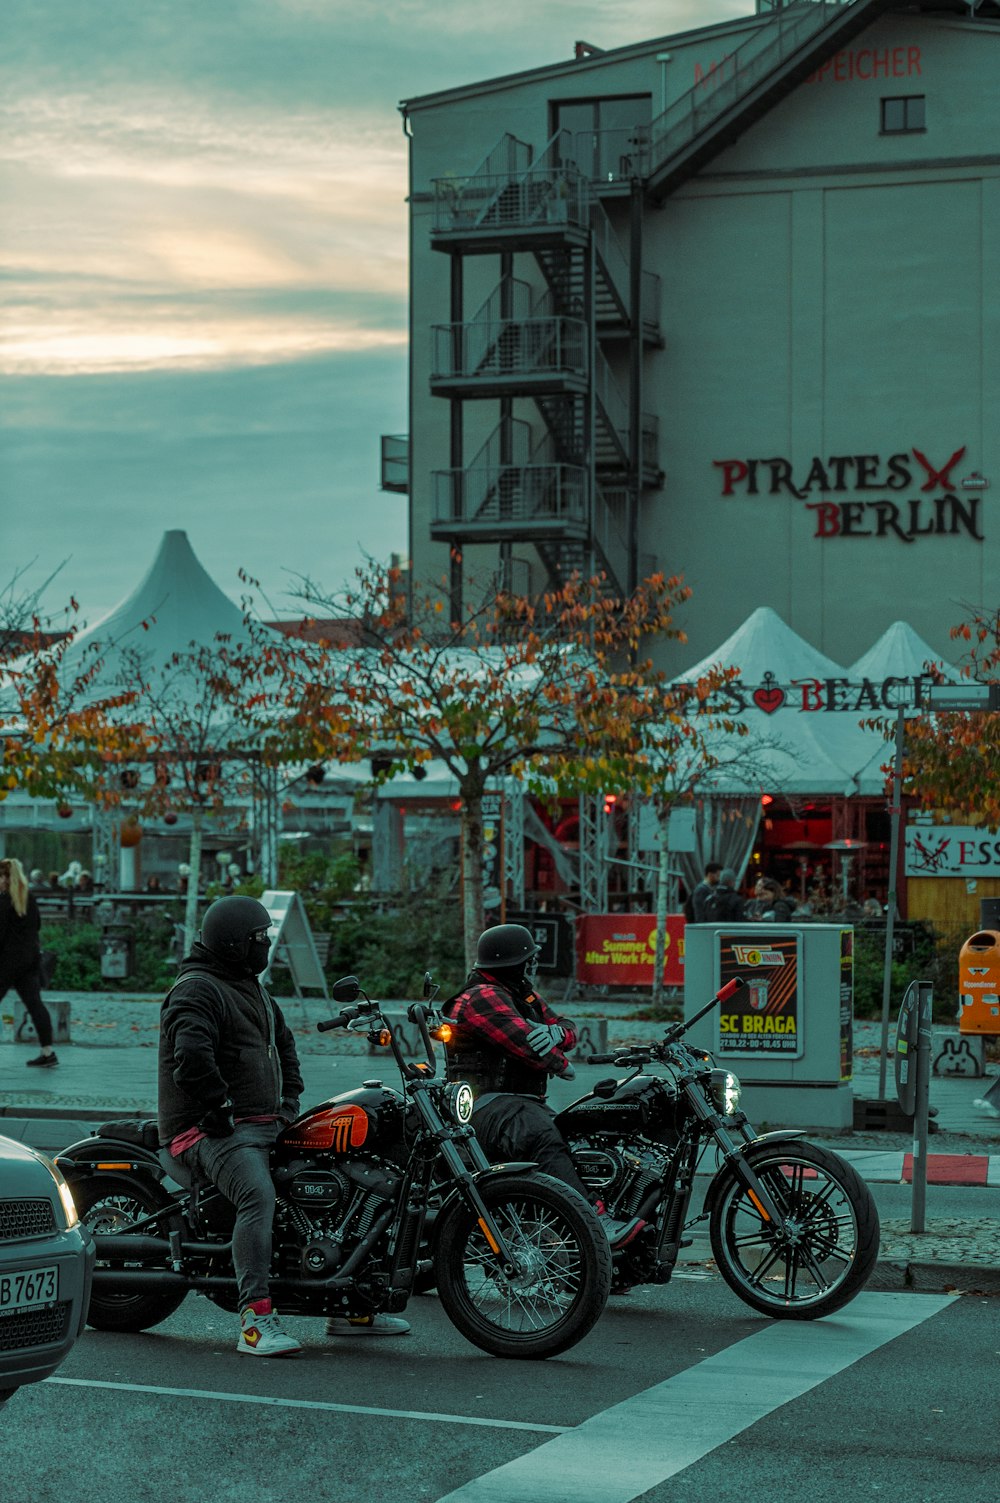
[866,1260,1000,1294]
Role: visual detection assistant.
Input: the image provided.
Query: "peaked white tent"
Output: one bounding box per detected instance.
[676,607,860,794]
[847,620,959,683]
[59,529,260,698]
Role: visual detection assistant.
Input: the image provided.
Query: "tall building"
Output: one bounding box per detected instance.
[394,0,1000,676]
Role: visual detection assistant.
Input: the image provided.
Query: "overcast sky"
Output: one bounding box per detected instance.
[1,0,740,627]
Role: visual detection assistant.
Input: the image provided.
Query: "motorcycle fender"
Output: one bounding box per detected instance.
[431,1161,538,1226]
[56,1136,167,1189]
[701,1131,805,1219]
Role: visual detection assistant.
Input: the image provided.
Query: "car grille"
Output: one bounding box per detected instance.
[0,1302,72,1351]
[0,1199,57,1240]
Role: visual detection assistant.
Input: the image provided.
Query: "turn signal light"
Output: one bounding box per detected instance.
[433,1023,454,1043]
[377,1029,391,1047]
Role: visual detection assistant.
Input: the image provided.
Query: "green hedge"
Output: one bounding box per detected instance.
[851,924,960,1024]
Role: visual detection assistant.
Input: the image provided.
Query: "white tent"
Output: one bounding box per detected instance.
[847,619,959,683]
[675,607,861,795]
[57,529,262,698]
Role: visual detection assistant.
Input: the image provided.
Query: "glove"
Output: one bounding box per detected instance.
[526,1023,564,1056]
[199,1101,236,1138]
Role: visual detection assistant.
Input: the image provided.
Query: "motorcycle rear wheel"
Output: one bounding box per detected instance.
[434,1172,611,1359]
[709,1141,880,1319]
[74,1176,189,1333]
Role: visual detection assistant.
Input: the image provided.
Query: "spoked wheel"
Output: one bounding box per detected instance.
[74,1176,188,1332]
[709,1141,880,1319]
[434,1172,611,1359]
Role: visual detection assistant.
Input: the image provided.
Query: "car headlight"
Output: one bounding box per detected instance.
[441,1081,475,1124]
[709,1069,742,1116]
[41,1155,80,1229]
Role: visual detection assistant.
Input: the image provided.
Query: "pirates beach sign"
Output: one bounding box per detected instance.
[713,444,986,542]
[696,671,940,716]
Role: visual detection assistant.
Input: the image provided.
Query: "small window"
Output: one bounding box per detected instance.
[881,96,925,134]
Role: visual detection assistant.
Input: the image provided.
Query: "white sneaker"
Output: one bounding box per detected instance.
[237,1300,302,1357]
[972,1098,1000,1119]
[325,1313,411,1337]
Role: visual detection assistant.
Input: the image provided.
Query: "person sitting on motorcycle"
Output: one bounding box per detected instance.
[158,896,409,1357]
[443,923,644,1251]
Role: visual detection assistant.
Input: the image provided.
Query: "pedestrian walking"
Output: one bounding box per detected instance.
[0,856,58,1067]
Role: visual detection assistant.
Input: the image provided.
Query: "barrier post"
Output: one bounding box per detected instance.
[910,981,933,1233]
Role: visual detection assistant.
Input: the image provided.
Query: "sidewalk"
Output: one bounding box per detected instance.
[3,991,999,1293]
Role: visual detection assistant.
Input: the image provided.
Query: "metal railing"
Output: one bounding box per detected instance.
[647,0,861,175]
[431,316,588,384]
[433,130,590,235]
[432,464,588,530]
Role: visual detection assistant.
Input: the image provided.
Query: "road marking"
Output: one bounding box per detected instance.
[434,1291,955,1502]
[45,1377,566,1433]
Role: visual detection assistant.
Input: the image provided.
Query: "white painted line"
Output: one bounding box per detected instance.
[988,1156,1000,1187]
[45,1377,565,1433]
[434,1291,955,1503]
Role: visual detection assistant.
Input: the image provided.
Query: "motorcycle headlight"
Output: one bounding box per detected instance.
[442,1081,475,1124]
[709,1068,742,1116]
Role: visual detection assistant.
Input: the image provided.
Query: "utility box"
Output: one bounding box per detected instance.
[684,923,854,1129]
[958,930,1000,1035]
[100,929,134,980]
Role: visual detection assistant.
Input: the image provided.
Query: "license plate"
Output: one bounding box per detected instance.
[0,1266,59,1313]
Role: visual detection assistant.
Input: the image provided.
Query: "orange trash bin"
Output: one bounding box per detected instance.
[958,930,1000,1034]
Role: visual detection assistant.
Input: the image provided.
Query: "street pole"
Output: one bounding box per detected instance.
[910,981,933,1233]
[878,704,905,1100]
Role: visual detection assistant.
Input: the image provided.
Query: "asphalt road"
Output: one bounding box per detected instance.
[3,1282,995,1503]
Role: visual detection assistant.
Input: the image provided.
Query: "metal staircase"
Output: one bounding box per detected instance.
[430,131,662,600]
[645,0,901,198]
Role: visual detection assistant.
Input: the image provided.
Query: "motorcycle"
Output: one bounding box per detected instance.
[425,976,880,1320]
[56,975,612,1361]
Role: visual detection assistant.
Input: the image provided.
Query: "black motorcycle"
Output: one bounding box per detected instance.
[555,976,881,1317]
[420,976,879,1319]
[57,976,612,1361]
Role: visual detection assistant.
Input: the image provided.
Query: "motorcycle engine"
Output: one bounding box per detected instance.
[571,1142,669,1220]
[273,1158,401,1278]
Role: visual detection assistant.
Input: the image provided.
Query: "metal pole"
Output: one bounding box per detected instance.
[878,705,905,1100]
[910,981,933,1233]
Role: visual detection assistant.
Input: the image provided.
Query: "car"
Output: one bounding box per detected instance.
[0,1134,95,1407]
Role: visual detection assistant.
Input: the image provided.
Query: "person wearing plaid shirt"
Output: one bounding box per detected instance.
[444,924,645,1251]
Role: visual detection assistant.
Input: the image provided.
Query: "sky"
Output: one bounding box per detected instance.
[1,0,741,629]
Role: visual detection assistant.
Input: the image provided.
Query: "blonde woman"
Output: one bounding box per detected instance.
[0,856,57,1066]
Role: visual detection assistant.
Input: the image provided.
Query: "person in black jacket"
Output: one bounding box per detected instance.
[0,856,57,1067]
[159,896,409,1357]
[702,868,746,923]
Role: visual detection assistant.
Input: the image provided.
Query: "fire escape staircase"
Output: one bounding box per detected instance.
[430,135,662,594]
[644,0,901,200]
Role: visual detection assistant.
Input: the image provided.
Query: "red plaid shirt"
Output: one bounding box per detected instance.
[446,972,577,1077]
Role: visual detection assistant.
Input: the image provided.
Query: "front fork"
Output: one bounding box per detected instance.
[409,1088,531,1279]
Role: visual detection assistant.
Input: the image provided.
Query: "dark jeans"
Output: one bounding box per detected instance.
[183,1121,280,1309]
[472,1094,590,1201]
[0,962,53,1048]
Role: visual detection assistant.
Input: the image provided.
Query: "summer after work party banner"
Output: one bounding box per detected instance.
[575,914,685,986]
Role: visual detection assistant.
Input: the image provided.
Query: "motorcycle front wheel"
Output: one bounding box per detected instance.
[709,1141,880,1319]
[434,1172,611,1359]
[73,1176,189,1333]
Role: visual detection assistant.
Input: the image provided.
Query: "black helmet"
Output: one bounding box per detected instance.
[476,923,537,971]
[201,896,272,964]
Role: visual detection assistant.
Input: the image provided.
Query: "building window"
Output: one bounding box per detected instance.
[881,95,926,134]
[552,96,651,182]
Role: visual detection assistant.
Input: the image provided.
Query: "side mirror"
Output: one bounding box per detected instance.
[331,975,361,1003]
[423,971,439,1001]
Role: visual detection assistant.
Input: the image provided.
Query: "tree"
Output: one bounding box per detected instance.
[259,558,717,966]
[0,565,136,808]
[892,604,1000,824]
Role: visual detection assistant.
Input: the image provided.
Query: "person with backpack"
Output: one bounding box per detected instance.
[702,868,746,923]
[685,862,722,922]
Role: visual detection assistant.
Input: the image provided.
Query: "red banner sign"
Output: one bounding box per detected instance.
[575,914,685,987]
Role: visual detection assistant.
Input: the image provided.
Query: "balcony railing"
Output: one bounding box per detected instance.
[432,464,588,534]
[431,316,588,386]
[433,131,590,237]
[380,434,409,493]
